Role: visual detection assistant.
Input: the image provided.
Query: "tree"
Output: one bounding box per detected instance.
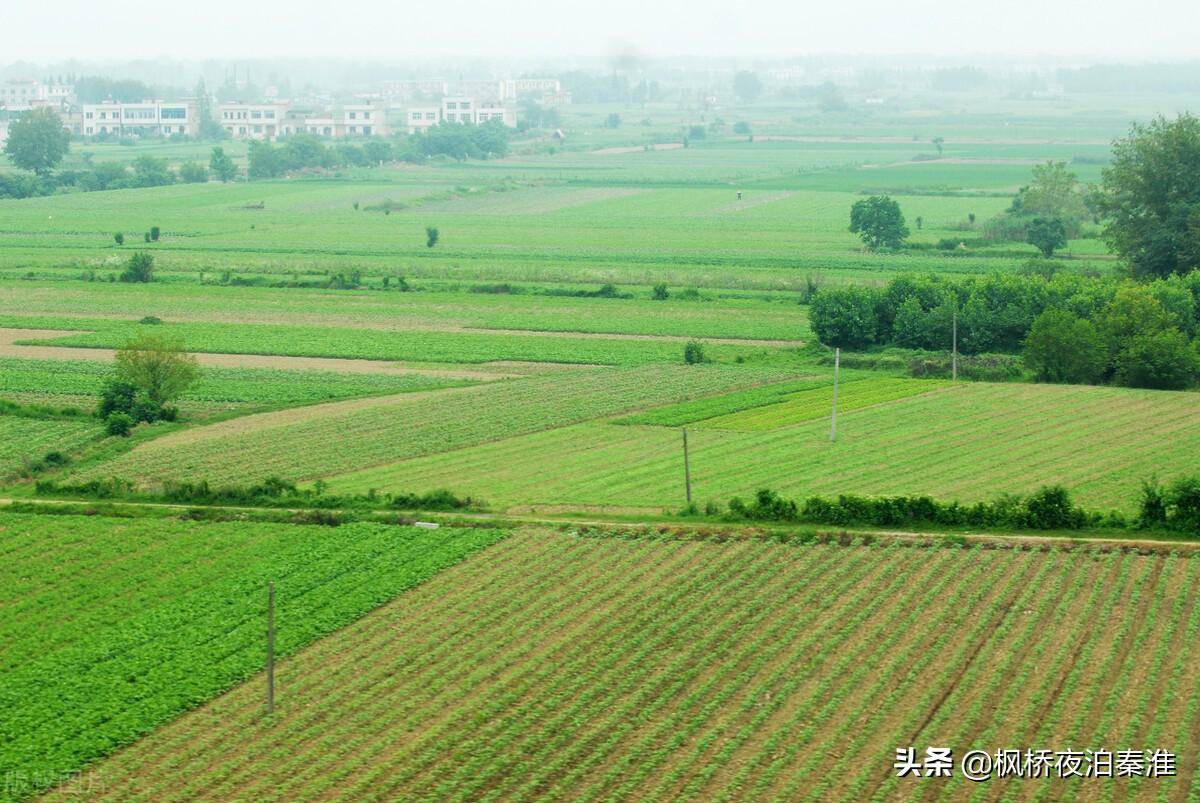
[119,252,155,283]
[849,196,909,250]
[683,340,706,364]
[194,79,225,140]
[732,121,751,135]
[209,147,237,182]
[113,333,200,410]
[1023,309,1106,384]
[426,226,439,248]
[132,156,174,187]
[1112,329,1199,390]
[809,286,880,349]
[931,136,945,156]
[247,140,282,179]
[1027,217,1068,257]
[733,71,762,102]
[3,107,69,175]
[604,113,621,129]
[179,161,208,183]
[1099,114,1200,278]
[652,283,669,300]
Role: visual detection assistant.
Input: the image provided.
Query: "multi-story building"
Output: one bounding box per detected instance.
[339,104,388,137]
[0,79,73,111]
[500,78,561,100]
[406,97,515,133]
[218,102,289,139]
[80,101,197,137]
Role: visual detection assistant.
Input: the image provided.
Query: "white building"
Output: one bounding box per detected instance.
[0,79,73,111]
[219,102,290,139]
[80,101,197,137]
[406,97,514,133]
[500,78,561,100]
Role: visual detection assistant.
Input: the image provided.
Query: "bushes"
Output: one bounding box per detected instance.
[1139,476,1200,532]
[119,252,155,283]
[35,475,480,513]
[808,286,879,349]
[1024,309,1106,384]
[718,485,1106,531]
[683,340,706,364]
[104,412,134,437]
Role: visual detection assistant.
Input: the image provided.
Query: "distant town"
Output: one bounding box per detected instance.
[0,76,566,144]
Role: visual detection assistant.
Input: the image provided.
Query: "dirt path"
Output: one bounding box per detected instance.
[590,143,685,155]
[0,328,515,380]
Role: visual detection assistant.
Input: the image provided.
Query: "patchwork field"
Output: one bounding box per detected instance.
[0,511,504,802]
[43,530,1200,801]
[4,91,1200,803]
[327,381,1200,513]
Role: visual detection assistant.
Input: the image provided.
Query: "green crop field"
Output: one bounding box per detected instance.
[4,84,1200,802]
[0,511,504,802]
[326,381,1200,513]
[0,416,104,476]
[42,530,1200,802]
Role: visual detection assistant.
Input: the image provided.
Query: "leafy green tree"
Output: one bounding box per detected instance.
[178,161,208,183]
[849,196,909,250]
[132,156,174,187]
[733,71,762,102]
[1027,217,1068,257]
[1096,286,1179,361]
[809,286,880,349]
[1112,329,1199,390]
[683,340,706,364]
[652,283,669,300]
[732,121,751,135]
[604,113,621,129]
[1023,309,1106,384]
[209,147,237,182]
[119,252,155,283]
[247,140,283,179]
[931,136,944,156]
[194,79,225,140]
[114,333,200,409]
[3,107,70,175]
[363,140,393,164]
[1099,114,1200,278]
[426,226,439,248]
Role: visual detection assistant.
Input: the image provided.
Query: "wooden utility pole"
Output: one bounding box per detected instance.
[829,347,840,442]
[267,582,275,714]
[952,310,958,381]
[682,428,692,504]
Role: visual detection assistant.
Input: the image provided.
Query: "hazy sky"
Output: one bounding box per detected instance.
[3,0,1198,63]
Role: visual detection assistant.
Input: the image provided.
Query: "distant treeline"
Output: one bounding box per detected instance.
[810,270,1200,390]
[1057,63,1200,94]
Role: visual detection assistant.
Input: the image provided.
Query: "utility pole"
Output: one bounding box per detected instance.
[682,428,692,504]
[952,310,958,381]
[267,582,275,714]
[829,347,840,442]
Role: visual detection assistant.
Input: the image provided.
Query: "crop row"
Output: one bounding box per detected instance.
[0,356,472,409]
[0,416,104,475]
[695,376,947,431]
[0,512,504,803]
[329,381,1200,513]
[5,315,779,367]
[45,532,1200,801]
[75,363,789,488]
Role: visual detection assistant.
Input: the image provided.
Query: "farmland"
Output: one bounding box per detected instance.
[0,511,504,802]
[3,86,1200,802]
[43,530,1200,801]
[327,381,1200,513]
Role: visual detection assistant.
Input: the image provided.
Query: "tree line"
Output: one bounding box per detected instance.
[1,108,511,198]
[810,270,1200,390]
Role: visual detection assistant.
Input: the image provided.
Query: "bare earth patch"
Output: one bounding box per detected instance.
[0,328,514,380]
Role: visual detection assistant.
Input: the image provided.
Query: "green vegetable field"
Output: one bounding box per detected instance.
[41,530,1200,801]
[0,512,504,802]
